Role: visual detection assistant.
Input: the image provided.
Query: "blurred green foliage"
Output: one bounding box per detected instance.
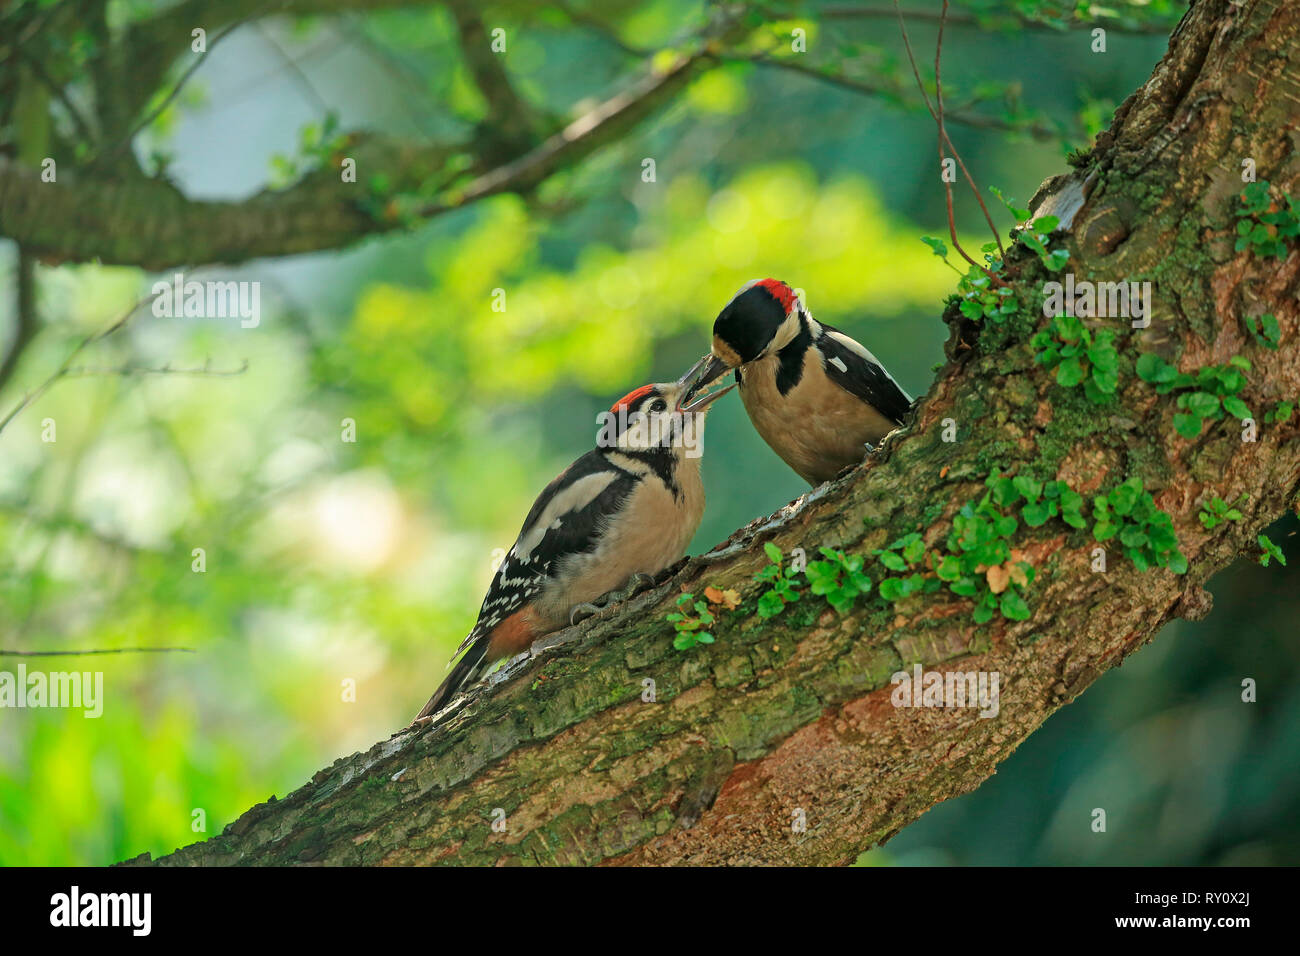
[2,1,1295,867]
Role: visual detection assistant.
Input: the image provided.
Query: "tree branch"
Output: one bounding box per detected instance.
[736,54,1057,141]
[821,4,1178,35]
[0,38,716,268]
[0,244,37,392]
[125,0,1300,867]
[446,0,543,157]
[0,647,195,657]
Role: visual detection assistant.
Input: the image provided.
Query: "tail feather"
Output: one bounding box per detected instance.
[414,638,490,723]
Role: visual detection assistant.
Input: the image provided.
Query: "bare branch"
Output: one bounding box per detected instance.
[13,46,97,145]
[821,4,1176,35]
[0,245,37,392]
[447,0,542,153]
[0,647,195,657]
[892,1,1005,277]
[737,54,1056,141]
[431,46,711,211]
[251,21,333,116]
[0,284,173,437]
[553,1,656,58]
[0,32,718,267]
[96,15,257,164]
[62,359,250,379]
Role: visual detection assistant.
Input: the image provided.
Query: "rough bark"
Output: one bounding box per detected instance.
[127,0,1299,866]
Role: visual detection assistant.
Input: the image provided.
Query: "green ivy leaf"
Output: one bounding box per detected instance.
[756,591,786,618]
[1056,357,1084,387]
[920,236,949,259]
[1000,589,1030,621]
[1022,501,1053,527]
[1222,395,1251,420]
[1173,413,1204,439]
[878,551,907,572]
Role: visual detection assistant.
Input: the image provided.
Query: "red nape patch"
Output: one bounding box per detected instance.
[757,278,796,314]
[610,384,654,415]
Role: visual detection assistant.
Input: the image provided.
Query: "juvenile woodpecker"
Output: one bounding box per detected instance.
[413,363,733,722]
[681,277,913,485]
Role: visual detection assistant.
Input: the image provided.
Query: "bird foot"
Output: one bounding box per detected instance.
[870,427,905,462]
[570,572,657,626]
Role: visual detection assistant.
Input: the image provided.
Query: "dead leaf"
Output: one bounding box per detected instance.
[986,564,1011,594]
[704,586,740,610]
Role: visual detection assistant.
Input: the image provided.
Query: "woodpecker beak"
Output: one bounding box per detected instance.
[677,353,732,410]
[680,380,734,414]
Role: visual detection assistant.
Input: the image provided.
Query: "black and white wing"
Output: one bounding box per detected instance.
[455,449,637,655]
[415,449,639,721]
[815,323,913,425]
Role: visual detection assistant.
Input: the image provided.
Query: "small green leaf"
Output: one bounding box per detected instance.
[1222,395,1251,420]
[1056,357,1084,387]
[920,235,949,258]
[756,591,786,618]
[1000,589,1030,621]
[1022,501,1053,527]
[1173,413,1204,439]
[878,551,906,572]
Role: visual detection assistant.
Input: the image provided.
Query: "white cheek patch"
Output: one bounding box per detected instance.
[769,310,802,352]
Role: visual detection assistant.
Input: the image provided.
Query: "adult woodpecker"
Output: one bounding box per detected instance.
[413,362,733,723]
[680,277,913,485]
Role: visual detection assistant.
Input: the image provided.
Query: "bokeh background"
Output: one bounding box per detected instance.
[1,0,1295,866]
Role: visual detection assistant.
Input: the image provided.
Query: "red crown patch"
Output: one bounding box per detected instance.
[610,384,654,416]
[756,278,796,314]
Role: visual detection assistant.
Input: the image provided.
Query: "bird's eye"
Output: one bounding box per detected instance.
[650,399,667,413]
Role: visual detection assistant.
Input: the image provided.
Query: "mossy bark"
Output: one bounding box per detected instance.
[129,0,1300,867]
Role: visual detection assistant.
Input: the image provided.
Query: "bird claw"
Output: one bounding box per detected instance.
[569,602,602,626]
[569,573,657,626]
[871,427,905,462]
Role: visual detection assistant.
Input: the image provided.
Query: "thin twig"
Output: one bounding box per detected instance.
[252,20,332,116]
[62,359,249,379]
[933,0,1005,258]
[892,0,1005,280]
[737,53,1055,141]
[894,1,978,270]
[0,246,37,392]
[0,498,154,553]
[0,647,195,657]
[15,46,98,144]
[0,281,181,437]
[822,5,1174,36]
[553,0,655,57]
[96,10,265,162]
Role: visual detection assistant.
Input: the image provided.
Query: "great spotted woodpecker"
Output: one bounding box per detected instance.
[680,277,913,485]
[413,360,733,722]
